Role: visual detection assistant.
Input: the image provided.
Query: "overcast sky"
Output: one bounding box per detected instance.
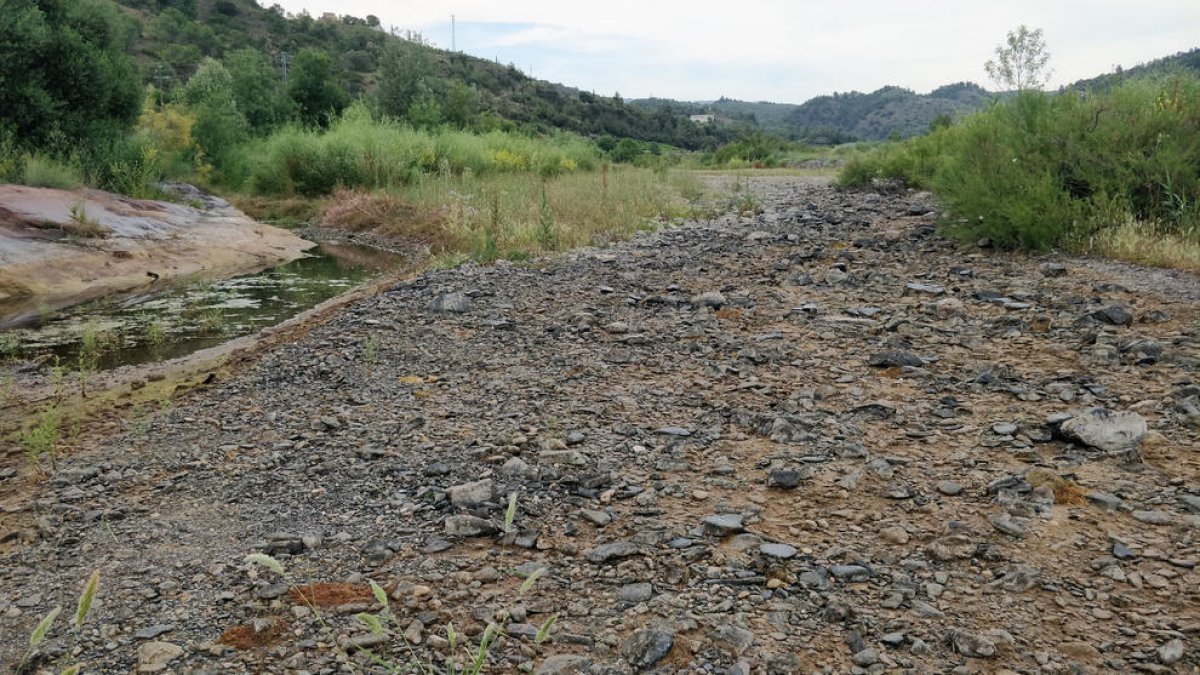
[271,0,1200,103]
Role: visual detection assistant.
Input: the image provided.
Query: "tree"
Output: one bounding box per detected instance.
[224,48,289,132]
[287,48,348,127]
[985,25,1053,90]
[0,0,142,151]
[376,42,438,120]
[181,58,248,166]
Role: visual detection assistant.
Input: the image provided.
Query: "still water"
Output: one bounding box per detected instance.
[1,240,404,371]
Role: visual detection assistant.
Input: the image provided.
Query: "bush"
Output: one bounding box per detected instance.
[838,75,1200,249]
[21,154,82,189]
[235,107,601,196]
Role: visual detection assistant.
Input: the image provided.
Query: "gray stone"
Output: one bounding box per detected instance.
[536,655,593,675]
[580,508,612,526]
[768,469,805,489]
[499,456,534,478]
[936,480,964,496]
[951,631,996,658]
[448,479,493,507]
[1091,305,1132,326]
[830,564,873,582]
[1040,262,1068,277]
[992,422,1018,435]
[137,641,183,670]
[868,350,924,368]
[691,291,727,308]
[622,628,674,669]
[133,624,175,640]
[703,513,745,536]
[617,582,654,603]
[444,515,496,537]
[904,282,945,296]
[852,648,880,666]
[1132,510,1173,526]
[990,512,1027,537]
[710,624,755,656]
[586,541,641,564]
[1158,638,1184,665]
[760,543,797,559]
[429,292,471,313]
[1060,408,1147,453]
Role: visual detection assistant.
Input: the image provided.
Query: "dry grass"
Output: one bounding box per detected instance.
[1087,219,1200,273]
[219,617,289,650]
[287,583,375,608]
[231,196,326,226]
[312,167,706,263]
[319,189,448,248]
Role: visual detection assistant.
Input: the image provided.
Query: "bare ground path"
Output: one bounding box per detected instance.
[2,176,1197,673]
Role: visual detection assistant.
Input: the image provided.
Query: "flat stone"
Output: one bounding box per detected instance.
[585,541,641,564]
[444,515,496,537]
[830,564,873,582]
[710,624,755,656]
[133,624,175,640]
[691,291,727,308]
[1091,305,1132,326]
[951,631,997,658]
[137,641,183,671]
[621,628,674,669]
[868,350,924,368]
[617,582,654,603]
[536,655,593,675]
[1158,638,1184,665]
[1059,408,1147,453]
[447,479,493,507]
[703,514,745,536]
[760,543,797,559]
[1131,510,1174,526]
[429,292,471,313]
[937,480,964,496]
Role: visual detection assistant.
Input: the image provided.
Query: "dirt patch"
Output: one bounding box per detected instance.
[219,617,290,650]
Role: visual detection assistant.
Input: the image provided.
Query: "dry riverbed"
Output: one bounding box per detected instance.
[1,176,1198,673]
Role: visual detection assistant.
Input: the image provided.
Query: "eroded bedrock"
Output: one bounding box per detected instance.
[0,184,312,328]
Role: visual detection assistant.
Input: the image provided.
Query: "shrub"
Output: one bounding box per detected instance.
[838,74,1200,249]
[22,155,82,189]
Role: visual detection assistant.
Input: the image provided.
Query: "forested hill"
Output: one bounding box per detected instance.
[1066,47,1200,92]
[110,0,739,149]
[635,47,1200,143]
[634,83,992,143]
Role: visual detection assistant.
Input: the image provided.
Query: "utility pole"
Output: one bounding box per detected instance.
[279,51,291,84]
[451,14,456,52]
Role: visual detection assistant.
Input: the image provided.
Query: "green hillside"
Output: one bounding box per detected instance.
[636,48,1200,144]
[6,0,736,151]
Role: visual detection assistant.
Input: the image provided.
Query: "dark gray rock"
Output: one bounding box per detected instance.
[621,628,674,670]
[429,292,471,313]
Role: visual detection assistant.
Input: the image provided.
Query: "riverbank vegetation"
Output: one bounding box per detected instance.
[836,74,1200,268]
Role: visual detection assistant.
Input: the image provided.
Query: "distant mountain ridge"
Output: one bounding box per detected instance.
[634,47,1200,143]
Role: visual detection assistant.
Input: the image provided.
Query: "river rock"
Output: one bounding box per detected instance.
[1059,408,1147,453]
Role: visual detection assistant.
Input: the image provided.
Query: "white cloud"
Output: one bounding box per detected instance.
[270,0,1200,102]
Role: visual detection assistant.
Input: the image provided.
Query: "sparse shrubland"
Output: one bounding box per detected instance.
[838,74,1200,262]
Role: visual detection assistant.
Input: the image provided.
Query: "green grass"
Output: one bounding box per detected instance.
[317,166,705,262]
[228,104,602,197]
[21,154,83,189]
[837,74,1200,258]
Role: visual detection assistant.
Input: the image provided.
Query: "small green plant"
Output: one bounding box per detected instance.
[65,200,107,238]
[18,570,100,674]
[22,406,61,471]
[536,182,556,250]
[144,320,167,347]
[244,544,557,675]
[196,308,227,334]
[362,334,379,364]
